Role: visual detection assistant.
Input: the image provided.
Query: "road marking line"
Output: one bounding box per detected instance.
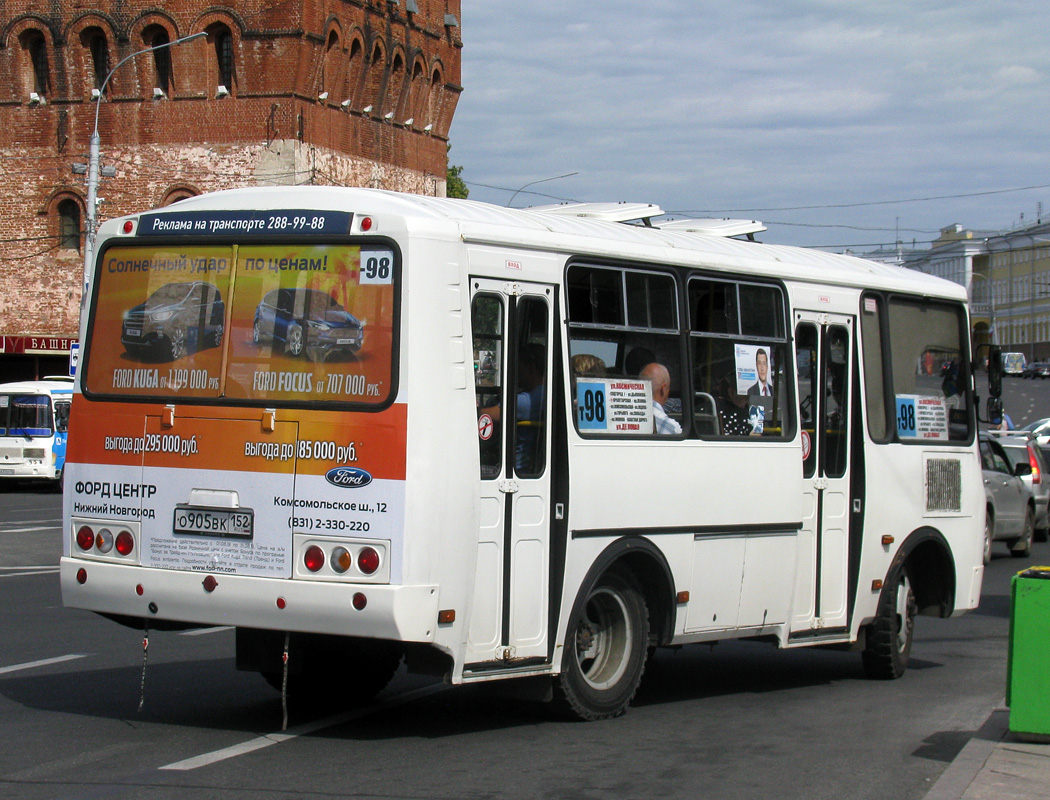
[178,626,234,636]
[0,565,58,571]
[0,654,88,675]
[0,526,61,533]
[0,568,59,578]
[160,682,449,771]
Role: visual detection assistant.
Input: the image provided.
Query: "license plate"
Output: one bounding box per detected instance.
[173,505,254,539]
[126,329,141,337]
[0,469,14,475]
[337,338,357,345]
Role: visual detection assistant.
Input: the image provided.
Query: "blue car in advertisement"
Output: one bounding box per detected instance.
[253,288,365,361]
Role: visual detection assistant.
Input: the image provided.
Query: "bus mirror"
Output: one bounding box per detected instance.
[986,396,1003,426]
[988,345,1003,398]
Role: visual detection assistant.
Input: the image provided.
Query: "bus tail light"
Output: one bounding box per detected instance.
[115,531,135,556]
[76,526,95,551]
[70,519,139,563]
[95,528,114,553]
[1028,444,1042,485]
[304,545,326,572]
[358,546,380,575]
[292,537,389,583]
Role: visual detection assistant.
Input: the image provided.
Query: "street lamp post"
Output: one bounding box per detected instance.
[82,31,207,301]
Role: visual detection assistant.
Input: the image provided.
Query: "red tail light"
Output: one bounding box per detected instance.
[1029,444,1042,484]
[115,530,135,556]
[304,545,325,572]
[358,546,380,575]
[76,526,95,551]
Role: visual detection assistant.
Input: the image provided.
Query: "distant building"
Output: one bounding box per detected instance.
[902,221,1050,360]
[0,0,462,380]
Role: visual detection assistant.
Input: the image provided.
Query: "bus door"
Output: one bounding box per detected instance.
[467,279,554,665]
[791,312,854,635]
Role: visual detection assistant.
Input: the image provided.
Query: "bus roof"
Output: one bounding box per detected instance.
[0,379,74,396]
[103,187,966,302]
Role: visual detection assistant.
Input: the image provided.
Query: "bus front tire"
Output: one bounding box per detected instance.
[556,570,649,721]
[862,565,916,680]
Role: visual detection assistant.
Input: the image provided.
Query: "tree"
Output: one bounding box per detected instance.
[446,144,468,199]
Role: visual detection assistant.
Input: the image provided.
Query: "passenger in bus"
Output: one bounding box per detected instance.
[717,374,753,436]
[571,353,606,378]
[514,344,547,470]
[479,344,547,471]
[640,362,681,435]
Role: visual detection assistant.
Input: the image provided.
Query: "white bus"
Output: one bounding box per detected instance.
[62,188,991,720]
[1,376,73,487]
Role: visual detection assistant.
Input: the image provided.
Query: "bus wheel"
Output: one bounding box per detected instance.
[556,570,648,720]
[862,565,916,680]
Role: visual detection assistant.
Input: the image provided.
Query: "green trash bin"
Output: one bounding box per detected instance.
[1008,567,1050,742]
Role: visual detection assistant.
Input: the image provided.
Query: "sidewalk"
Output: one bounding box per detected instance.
[924,707,1050,800]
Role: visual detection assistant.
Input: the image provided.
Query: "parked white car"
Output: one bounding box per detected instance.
[980,433,1036,563]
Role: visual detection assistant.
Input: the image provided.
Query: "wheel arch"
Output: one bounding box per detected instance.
[569,535,677,650]
[889,526,956,619]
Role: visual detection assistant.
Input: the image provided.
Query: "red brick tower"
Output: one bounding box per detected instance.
[0,0,462,379]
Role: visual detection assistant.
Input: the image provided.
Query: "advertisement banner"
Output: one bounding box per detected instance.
[85,243,396,407]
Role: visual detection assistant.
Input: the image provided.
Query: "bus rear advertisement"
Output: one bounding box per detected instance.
[62,188,992,720]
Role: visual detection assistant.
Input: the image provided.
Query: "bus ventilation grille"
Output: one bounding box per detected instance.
[926,458,962,512]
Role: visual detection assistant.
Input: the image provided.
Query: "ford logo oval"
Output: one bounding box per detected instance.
[325,466,373,488]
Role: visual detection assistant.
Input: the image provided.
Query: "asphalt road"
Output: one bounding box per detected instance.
[0,475,1044,800]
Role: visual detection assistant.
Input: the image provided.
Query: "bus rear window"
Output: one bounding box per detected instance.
[83,243,397,407]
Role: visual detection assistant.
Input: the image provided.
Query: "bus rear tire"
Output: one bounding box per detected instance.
[555,570,648,721]
[862,565,916,680]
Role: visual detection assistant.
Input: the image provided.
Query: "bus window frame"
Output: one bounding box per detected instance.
[565,259,687,440]
[686,271,794,442]
[564,259,796,442]
[81,234,403,413]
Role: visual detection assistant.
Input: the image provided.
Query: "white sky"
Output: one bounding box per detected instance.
[447,2,1050,250]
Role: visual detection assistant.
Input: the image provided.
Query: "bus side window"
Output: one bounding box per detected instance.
[54,401,70,432]
[513,297,549,477]
[473,294,504,480]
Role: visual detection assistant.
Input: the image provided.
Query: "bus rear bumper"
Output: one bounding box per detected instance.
[60,558,439,643]
[0,464,59,480]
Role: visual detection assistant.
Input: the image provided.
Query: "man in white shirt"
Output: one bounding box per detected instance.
[640,362,681,435]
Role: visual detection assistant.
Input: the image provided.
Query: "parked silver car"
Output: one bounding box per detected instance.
[995,433,1050,542]
[1020,417,1050,448]
[980,433,1036,563]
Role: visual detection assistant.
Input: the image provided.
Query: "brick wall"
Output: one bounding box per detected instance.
[0,0,462,356]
